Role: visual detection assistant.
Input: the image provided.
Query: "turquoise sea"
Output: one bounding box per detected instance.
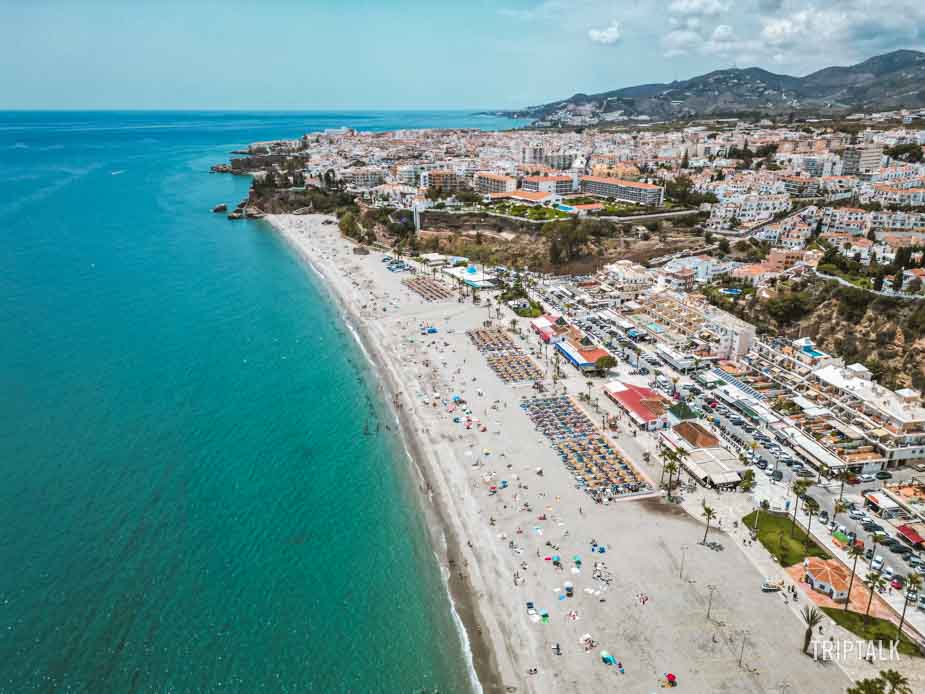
[0,111,519,693]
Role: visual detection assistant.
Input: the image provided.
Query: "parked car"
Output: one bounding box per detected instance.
[876,471,893,480]
[859,473,876,483]
[891,576,904,590]
[796,469,815,478]
[864,548,874,561]
[848,509,866,521]
[819,511,829,524]
[883,565,894,580]
[872,556,885,572]
[771,470,783,482]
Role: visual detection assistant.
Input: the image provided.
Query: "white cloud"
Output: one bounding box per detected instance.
[710,24,735,42]
[588,20,622,45]
[669,0,731,16]
[661,28,702,57]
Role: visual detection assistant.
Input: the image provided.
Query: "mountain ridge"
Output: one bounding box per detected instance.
[500,49,925,123]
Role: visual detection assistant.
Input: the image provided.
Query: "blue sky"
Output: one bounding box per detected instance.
[1,0,923,110]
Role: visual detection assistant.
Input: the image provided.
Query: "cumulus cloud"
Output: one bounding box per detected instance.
[758,1,925,54]
[588,20,622,44]
[669,0,731,16]
[660,0,925,69]
[661,28,702,57]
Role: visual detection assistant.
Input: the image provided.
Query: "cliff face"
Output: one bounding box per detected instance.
[798,297,925,391]
[710,280,925,391]
[248,186,355,214]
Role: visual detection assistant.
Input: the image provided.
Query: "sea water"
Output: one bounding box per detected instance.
[0,111,519,692]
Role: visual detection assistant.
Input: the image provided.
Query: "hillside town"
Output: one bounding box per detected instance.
[228,114,925,296]
[218,114,925,690]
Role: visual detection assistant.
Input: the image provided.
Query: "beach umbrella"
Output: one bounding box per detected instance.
[666,673,677,684]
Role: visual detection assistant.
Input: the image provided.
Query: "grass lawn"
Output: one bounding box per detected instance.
[821,607,922,657]
[514,301,544,318]
[742,510,829,567]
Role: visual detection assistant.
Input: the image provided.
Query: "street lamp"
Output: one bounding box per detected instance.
[738,630,749,667]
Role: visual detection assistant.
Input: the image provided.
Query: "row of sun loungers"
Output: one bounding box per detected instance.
[403,276,455,302]
[521,396,650,501]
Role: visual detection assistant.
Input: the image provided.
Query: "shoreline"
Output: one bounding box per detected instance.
[260,212,860,694]
[263,215,505,692]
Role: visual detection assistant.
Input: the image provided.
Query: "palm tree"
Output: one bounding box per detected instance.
[790,480,810,538]
[658,445,673,486]
[879,668,913,694]
[844,543,865,611]
[664,461,680,501]
[847,678,886,694]
[739,468,756,492]
[832,499,848,526]
[896,573,923,642]
[674,447,689,483]
[701,502,717,544]
[863,572,887,624]
[586,380,593,401]
[802,498,820,550]
[836,468,851,504]
[800,606,823,655]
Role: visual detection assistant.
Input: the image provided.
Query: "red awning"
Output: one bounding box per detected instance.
[898,524,924,546]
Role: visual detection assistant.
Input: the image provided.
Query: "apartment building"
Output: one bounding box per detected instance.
[765,248,807,272]
[871,184,925,208]
[842,145,883,175]
[420,169,466,193]
[521,175,576,195]
[473,172,517,195]
[782,176,820,198]
[812,363,925,467]
[709,193,791,229]
[821,207,868,235]
[638,293,755,360]
[344,167,385,189]
[869,210,925,233]
[579,175,665,207]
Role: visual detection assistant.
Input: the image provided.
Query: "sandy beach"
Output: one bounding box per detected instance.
[266,213,856,693]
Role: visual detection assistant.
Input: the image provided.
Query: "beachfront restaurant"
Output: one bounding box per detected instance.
[442,264,498,289]
[604,381,670,431]
[530,314,567,344]
[659,422,747,488]
[555,340,610,374]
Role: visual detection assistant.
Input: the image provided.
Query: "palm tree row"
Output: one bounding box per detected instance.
[846,668,912,694]
[658,445,690,502]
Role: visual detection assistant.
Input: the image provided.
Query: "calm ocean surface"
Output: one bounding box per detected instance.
[0,111,519,693]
